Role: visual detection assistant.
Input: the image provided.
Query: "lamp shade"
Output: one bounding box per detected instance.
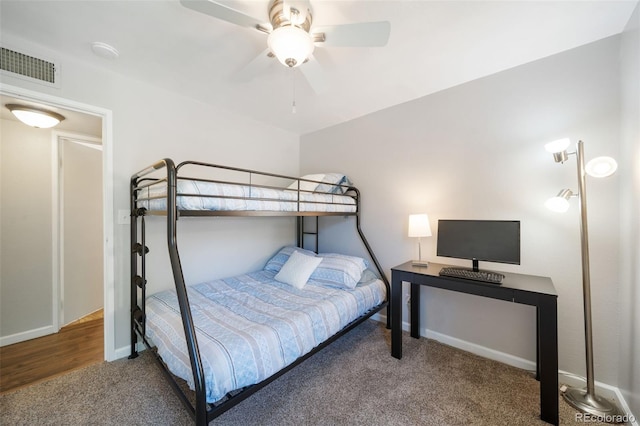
[408,214,432,237]
[267,25,314,68]
[585,156,617,178]
[6,104,65,128]
[544,138,571,154]
[545,189,574,213]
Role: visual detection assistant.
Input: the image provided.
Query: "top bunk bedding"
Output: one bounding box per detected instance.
[132,160,357,215]
[145,246,386,404]
[137,178,357,213]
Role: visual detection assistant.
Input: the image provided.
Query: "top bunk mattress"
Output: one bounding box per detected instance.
[145,268,386,404]
[137,179,357,213]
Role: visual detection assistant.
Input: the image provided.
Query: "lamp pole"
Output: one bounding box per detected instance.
[562,140,623,420]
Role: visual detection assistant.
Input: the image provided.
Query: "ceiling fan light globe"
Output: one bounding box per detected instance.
[268,25,314,68]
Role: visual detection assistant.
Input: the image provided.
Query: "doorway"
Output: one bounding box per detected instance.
[54,133,104,328]
[0,84,115,361]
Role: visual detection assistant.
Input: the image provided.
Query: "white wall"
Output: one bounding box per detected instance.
[0,34,300,354]
[618,2,640,417]
[0,119,53,338]
[301,36,622,385]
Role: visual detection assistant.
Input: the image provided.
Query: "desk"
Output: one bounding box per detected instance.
[391,261,558,425]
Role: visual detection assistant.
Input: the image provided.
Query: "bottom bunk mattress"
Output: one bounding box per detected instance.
[145,268,386,403]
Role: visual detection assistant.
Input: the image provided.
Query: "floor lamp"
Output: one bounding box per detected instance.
[544,138,623,421]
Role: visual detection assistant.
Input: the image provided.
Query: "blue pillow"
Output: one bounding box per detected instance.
[310,253,367,289]
[264,246,368,290]
[264,246,316,273]
[315,173,353,194]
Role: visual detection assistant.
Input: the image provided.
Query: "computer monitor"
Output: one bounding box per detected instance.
[436,220,521,271]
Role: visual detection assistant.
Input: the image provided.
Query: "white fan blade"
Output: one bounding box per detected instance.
[180,0,267,31]
[299,55,328,94]
[232,49,274,83]
[314,21,390,47]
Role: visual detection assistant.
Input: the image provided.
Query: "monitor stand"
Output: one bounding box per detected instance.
[472,258,479,272]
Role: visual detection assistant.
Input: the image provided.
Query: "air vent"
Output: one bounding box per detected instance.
[0,47,57,84]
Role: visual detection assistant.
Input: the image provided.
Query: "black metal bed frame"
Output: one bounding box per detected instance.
[129,159,390,425]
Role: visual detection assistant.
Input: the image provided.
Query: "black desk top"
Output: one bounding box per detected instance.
[392,261,557,297]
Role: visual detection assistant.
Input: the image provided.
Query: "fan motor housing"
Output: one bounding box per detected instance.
[269,0,312,31]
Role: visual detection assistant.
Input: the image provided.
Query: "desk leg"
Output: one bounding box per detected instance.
[538,297,559,426]
[410,282,420,339]
[536,314,540,381]
[391,275,403,359]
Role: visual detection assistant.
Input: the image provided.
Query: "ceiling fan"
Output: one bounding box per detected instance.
[180,0,391,92]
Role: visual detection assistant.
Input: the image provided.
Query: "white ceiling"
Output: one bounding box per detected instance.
[1,1,637,135]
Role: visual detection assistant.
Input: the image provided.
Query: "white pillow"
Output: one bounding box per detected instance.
[287,173,326,192]
[275,250,323,289]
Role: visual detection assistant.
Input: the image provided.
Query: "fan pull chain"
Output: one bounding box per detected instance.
[291,67,297,114]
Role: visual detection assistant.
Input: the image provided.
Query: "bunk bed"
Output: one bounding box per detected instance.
[129,159,390,425]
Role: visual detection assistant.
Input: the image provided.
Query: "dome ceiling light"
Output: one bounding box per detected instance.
[6,103,65,128]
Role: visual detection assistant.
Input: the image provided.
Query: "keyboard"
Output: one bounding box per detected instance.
[439,267,505,284]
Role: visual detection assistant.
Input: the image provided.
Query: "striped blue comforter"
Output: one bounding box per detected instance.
[145,269,386,403]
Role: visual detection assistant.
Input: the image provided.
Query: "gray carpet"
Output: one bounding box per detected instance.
[1,320,611,425]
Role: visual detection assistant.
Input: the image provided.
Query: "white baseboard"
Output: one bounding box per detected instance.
[114,342,146,360]
[373,314,637,424]
[114,345,132,360]
[0,325,55,347]
[423,327,537,371]
[371,313,537,371]
[616,391,640,426]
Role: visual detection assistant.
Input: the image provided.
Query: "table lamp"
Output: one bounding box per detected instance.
[408,214,432,267]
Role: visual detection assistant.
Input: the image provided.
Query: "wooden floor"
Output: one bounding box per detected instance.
[0,310,104,394]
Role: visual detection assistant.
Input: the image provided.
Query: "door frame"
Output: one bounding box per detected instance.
[52,132,103,330]
[1,83,116,361]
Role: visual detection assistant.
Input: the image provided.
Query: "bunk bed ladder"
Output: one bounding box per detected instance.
[297,216,319,252]
[130,159,209,425]
[129,209,148,359]
[129,161,149,359]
